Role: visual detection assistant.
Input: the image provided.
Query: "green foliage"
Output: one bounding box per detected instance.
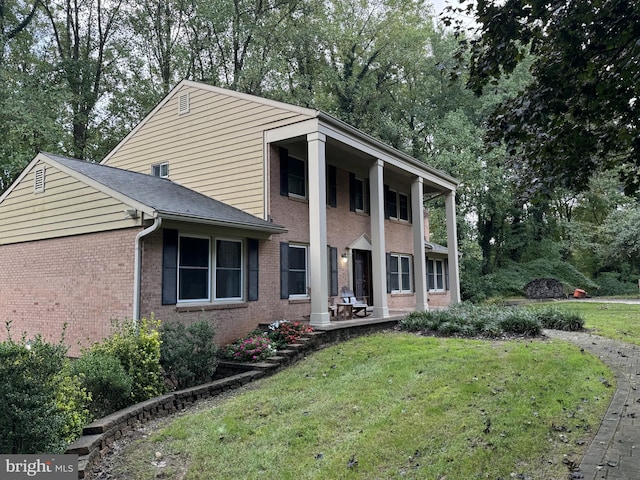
[449,0,640,196]
[532,306,585,332]
[464,257,598,302]
[220,334,276,362]
[70,351,133,418]
[160,320,218,390]
[594,272,640,297]
[90,317,165,404]
[400,303,585,337]
[0,332,90,453]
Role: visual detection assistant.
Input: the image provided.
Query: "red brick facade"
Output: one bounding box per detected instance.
[0,229,138,356]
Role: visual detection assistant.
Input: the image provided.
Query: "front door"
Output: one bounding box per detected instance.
[352,249,373,304]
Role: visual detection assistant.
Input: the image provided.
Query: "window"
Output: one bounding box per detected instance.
[390,254,412,293]
[427,258,446,291]
[288,245,308,296]
[385,186,410,221]
[215,239,243,300]
[288,157,306,197]
[152,162,169,178]
[398,193,409,221]
[178,236,210,301]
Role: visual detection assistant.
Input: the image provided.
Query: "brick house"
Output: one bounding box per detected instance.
[0,80,460,355]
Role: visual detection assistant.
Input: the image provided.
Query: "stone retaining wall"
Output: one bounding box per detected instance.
[65,320,400,479]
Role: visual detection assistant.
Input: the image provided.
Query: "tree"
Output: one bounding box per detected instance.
[0,0,39,64]
[446,0,640,196]
[40,0,130,160]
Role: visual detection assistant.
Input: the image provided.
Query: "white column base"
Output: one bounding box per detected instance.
[372,306,390,318]
[310,311,331,327]
[414,302,429,312]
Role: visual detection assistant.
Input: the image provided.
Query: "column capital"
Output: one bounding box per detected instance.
[307,132,326,143]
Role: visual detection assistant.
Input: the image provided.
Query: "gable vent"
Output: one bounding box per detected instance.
[34,167,46,193]
[178,92,190,115]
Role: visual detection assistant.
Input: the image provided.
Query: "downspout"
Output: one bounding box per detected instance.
[133,216,162,322]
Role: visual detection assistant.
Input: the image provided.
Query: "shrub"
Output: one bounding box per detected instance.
[220,334,276,362]
[0,331,91,453]
[71,351,133,418]
[160,320,218,389]
[497,309,541,336]
[267,320,313,350]
[90,316,165,404]
[534,306,585,331]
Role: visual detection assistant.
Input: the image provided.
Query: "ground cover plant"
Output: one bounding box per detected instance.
[536,301,640,346]
[110,333,613,480]
[399,302,584,338]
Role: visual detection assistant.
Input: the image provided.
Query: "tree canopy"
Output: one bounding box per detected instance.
[446,0,640,196]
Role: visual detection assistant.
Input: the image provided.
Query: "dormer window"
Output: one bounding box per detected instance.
[152,162,169,178]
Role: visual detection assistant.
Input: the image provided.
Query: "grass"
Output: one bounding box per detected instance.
[111,333,614,480]
[534,301,640,345]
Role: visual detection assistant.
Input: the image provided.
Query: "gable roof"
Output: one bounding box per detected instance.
[38,153,287,234]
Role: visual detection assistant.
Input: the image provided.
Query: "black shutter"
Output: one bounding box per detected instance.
[384,184,391,219]
[327,165,337,207]
[248,239,259,301]
[329,246,338,296]
[280,242,289,299]
[426,256,431,290]
[280,147,289,196]
[162,229,178,305]
[445,258,450,291]
[386,252,392,294]
[365,178,370,214]
[349,172,356,211]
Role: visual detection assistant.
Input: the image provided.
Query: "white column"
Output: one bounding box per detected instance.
[412,178,428,311]
[445,190,461,304]
[307,132,331,326]
[369,160,389,317]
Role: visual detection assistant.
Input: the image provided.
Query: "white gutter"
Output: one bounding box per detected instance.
[133,216,162,322]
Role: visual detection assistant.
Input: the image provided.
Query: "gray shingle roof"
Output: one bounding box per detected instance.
[43,153,286,234]
[425,241,449,255]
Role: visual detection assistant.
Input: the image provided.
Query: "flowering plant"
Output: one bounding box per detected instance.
[267,320,314,350]
[219,334,276,362]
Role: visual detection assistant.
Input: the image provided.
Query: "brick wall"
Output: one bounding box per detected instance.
[0,229,138,356]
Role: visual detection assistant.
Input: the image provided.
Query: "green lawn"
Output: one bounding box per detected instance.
[537,301,640,345]
[112,333,613,480]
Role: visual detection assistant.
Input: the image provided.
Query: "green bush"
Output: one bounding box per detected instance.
[90,316,165,404]
[0,332,91,453]
[160,320,218,389]
[594,271,640,296]
[71,351,132,418]
[533,306,585,331]
[497,309,541,335]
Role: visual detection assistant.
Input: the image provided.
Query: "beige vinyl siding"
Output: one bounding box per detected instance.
[104,86,314,218]
[0,161,140,245]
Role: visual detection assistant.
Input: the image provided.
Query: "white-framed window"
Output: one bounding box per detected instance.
[215,239,243,301]
[152,162,169,178]
[427,258,446,291]
[34,166,46,193]
[390,253,412,293]
[385,188,410,221]
[178,235,210,302]
[288,244,308,297]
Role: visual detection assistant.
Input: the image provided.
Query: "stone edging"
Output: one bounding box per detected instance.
[66,320,400,479]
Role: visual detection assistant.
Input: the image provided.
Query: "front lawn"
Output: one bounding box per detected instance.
[111,333,613,480]
[533,301,640,345]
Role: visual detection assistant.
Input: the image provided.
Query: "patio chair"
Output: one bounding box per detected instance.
[339,287,371,317]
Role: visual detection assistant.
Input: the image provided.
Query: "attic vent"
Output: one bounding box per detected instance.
[34,167,45,193]
[178,92,190,114]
